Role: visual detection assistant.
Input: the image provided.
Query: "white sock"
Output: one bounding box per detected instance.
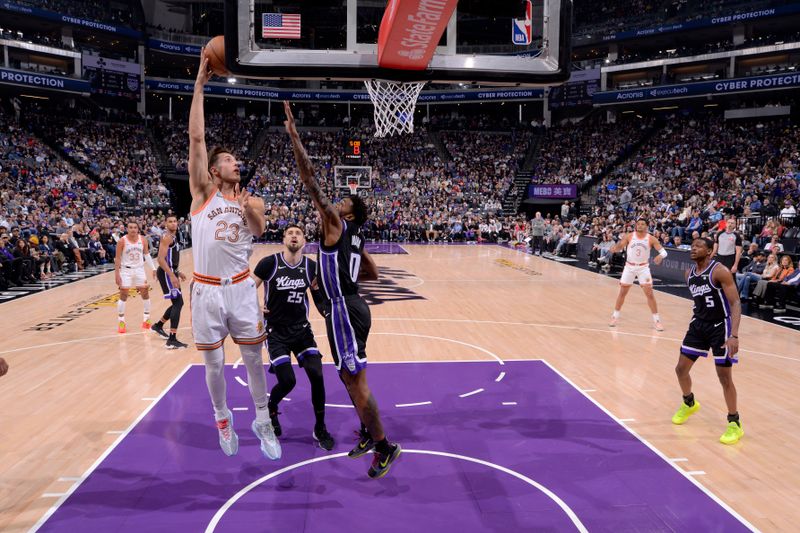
[255,404,270,423]
[653,314,661,322]
[202,347,229,419]
[117,300,126,321]
[612,310,620,318]
[240,343,269,408]
[143,298,151,320]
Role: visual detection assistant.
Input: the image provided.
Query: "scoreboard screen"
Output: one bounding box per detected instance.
[82,54,141,101]
[345,139,363,160]
[548,79,598,109]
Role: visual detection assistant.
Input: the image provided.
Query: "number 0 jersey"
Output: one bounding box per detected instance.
[190,191,254,278]
[318,220,364,300]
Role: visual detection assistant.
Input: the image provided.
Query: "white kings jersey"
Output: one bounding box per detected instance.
[120,235,145,268]
[191,191,254,277]
[626,233,651,263]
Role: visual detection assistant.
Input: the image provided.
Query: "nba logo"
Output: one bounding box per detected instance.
[512,0,532,45]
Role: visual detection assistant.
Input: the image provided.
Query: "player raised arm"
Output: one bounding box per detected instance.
[359,249,379,281]
[713,265,741,357]
[188,49,216,208]
[283,101,342,246]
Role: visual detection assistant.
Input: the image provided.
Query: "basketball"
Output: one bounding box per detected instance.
[204,35,228,77]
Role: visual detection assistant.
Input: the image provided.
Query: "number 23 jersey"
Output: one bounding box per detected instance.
[190,191,254,277]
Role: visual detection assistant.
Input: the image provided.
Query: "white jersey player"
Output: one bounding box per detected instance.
[189,49,280,460]
[114,221,156,333]
[608,218,668,330]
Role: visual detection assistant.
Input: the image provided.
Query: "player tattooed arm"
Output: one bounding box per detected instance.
[188,49,215,210]
[714,266,741,356]
[359,249,379,281]
[283,101,342,246]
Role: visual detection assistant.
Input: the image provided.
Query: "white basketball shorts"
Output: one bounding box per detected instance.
[190,271,266,350]
[119,266,147,289]
[620,263,653,285]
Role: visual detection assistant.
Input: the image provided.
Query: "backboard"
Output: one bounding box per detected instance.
[334,165,373,191]
[223,0,572,86]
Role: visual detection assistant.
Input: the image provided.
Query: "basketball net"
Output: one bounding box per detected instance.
[364,79,427,138]
[347,178,360,196]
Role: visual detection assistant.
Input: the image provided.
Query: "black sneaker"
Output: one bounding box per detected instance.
[166,337,188,349]
[269,409,282,437]
[313,426,335,451]
[151,322,169,339]
[367,443,402,479]
[348,429,375,458]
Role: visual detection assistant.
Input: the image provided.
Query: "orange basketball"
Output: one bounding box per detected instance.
[204,35,228,77]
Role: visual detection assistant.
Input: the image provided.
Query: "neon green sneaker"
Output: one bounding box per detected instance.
[671,401,700,425]
[720,421,744,445]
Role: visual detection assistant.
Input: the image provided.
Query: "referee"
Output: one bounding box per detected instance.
[713,215,743,273]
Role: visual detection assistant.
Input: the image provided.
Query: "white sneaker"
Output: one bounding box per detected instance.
[609,316,618,327]
[216,410,239,456]
[252,419,282,460]
[654,320,664,332]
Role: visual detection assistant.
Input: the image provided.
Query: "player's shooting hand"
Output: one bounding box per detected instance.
[283,101,299,138]
[178,272,187,282]
[724,337,739,358]
[169,272,180,286]
[195,49,211,88]
[653,255,664,266]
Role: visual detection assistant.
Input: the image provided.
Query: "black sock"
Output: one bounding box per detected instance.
[314,409,325,431]
[168,333,176,340]
[360,422,369,436]
[683,393,695,407]
[727,412,740,426]
[375,438,394,455]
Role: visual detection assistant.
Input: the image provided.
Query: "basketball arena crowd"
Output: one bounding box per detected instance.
[1,89,798,306]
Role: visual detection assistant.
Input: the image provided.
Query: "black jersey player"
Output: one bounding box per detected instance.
[253,224,334,451]
[673,237,743,445]
[152,215,188,348]
[284,101,401,479]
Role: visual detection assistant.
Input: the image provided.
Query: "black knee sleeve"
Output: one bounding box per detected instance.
[169,294,184,330]
[303,357,326,414]
[269,363,297,407]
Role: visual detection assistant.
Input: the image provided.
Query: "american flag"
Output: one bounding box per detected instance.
[262,13,301,39]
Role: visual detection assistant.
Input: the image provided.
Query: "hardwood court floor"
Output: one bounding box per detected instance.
[0,244,798,531]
